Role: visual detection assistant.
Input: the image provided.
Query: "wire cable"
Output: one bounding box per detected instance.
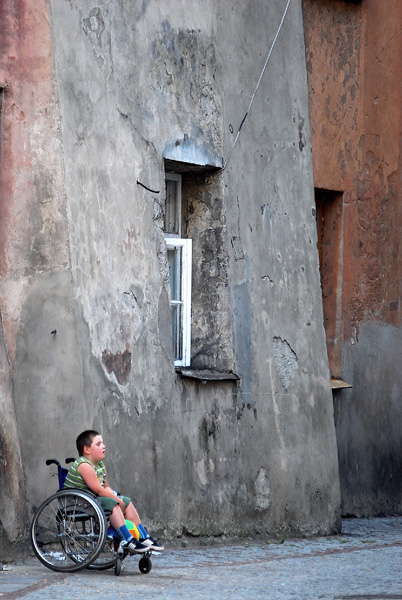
[222,0,292,170]
[137,179,160,194]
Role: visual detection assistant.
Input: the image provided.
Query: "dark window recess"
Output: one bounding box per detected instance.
[315,188,344,380]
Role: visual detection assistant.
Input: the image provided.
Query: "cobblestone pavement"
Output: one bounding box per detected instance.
[1,517,401,599]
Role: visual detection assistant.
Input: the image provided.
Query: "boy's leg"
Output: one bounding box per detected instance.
[124,501,141,526]
[109,504,126,531]
[107,504,148,554]
[124,502,165,552]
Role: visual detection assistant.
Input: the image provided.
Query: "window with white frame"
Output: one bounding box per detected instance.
[165,173,192,366]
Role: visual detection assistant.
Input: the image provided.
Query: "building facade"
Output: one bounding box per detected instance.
[1,0,397,554]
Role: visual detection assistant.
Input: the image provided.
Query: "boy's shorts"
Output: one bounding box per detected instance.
[98,494,131,514]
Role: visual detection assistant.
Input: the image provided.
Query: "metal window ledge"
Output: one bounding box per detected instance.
[331,378,352,390]
[176,368,239,382]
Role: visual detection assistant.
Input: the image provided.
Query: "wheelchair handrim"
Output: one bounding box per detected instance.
[30,489,107,573]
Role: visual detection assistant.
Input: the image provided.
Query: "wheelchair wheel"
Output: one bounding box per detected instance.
[139,554,152,574]
[31,490,107,572]
[86,538,116,571]
[114,556,122,576]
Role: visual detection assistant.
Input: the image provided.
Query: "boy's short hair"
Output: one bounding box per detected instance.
[76,430,100,456]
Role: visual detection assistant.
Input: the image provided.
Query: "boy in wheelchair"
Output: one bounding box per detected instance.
[63,430,164,555]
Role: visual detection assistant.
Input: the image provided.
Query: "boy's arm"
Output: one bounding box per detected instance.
[78,463,125,511]
[104,473,117,497]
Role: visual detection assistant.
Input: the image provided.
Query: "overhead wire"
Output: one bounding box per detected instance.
[222,0,292,170]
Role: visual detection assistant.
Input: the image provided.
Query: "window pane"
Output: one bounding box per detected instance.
[167,248,181,301]
[165,238,192,366]
[168,247,183,361]
[165,179,180,235]
[171,303,182,360]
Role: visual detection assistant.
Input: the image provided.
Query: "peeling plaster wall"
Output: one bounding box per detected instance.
[302,0,402,515]
[0,0,342,550]
[51,0,340,535]
[0,0,75,551]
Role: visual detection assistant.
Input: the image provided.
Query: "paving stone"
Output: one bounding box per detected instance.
[1,517,401,599]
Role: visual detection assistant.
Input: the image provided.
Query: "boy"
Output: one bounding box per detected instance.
[64,430,164,554]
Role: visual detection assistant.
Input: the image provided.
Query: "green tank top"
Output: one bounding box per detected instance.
[63,457,106,491]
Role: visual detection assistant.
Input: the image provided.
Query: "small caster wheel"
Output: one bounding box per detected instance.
[114,556,122,576]
[139,555,152,574]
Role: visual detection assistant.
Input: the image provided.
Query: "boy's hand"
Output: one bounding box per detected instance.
[105,486,124,509]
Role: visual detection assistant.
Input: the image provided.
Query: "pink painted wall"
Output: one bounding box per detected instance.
[303,0,402,515]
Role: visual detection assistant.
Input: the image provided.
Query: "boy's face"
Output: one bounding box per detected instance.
[84,434,106,463]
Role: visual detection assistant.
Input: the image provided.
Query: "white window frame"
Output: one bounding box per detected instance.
[166,238,192,367]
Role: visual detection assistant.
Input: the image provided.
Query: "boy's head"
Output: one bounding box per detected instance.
[76,430,100,456]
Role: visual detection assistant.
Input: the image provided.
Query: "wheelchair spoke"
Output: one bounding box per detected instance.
[31,490,107,573]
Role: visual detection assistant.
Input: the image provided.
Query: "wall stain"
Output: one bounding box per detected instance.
[102,348,132,385]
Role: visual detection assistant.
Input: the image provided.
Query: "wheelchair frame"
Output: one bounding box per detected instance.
[30,459,153,576]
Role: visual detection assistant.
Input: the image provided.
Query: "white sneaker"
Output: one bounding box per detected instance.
[119,539,148,554]
[140,537,165,552]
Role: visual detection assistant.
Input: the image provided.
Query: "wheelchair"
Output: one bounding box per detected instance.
[30,459,153,576]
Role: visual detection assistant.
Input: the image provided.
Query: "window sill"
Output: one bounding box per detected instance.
[331,378,352,390]
[176,368,239,382]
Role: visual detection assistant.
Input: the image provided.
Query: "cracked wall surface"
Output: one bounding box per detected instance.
[0,0,342,551]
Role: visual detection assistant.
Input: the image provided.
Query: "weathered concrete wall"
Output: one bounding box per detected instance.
[0,0,78,553]
[217,0,340,533]
[302,0,402,515]
[0,0,341,550]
